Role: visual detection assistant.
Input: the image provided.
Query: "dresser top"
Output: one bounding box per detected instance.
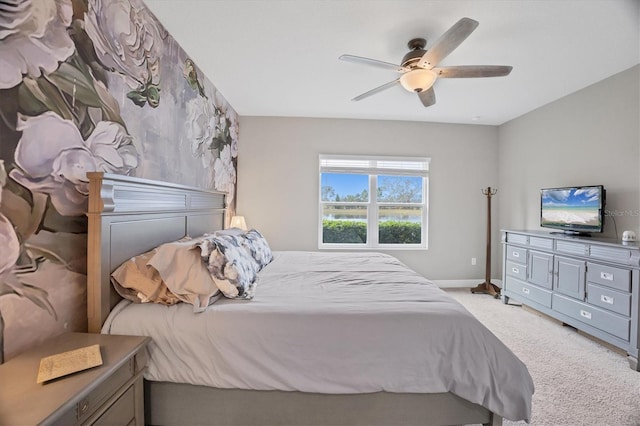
[502,229,640,251]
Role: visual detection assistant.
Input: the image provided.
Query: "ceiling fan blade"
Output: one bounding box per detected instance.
[433,65,513,78]
[417,87,436,107]
[351,79,400,101]
[417,17,479,69]
[339,55,408,72]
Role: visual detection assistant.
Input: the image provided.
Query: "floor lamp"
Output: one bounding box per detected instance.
[471,187,501,298]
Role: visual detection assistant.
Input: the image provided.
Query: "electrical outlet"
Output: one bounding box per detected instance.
[471,257,477,265]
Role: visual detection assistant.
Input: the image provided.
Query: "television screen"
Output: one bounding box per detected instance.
[540,185,605,234]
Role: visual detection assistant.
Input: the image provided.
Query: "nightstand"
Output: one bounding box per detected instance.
[0,332,150,425]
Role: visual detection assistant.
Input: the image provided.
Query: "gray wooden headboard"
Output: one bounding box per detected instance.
[86,172,226,333]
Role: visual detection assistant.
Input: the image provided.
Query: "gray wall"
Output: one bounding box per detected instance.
[498,65,640,239]
[237,66,639,284]
[236,117,499,281]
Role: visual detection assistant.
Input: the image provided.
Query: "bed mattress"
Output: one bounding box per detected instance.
[103,251,533,421]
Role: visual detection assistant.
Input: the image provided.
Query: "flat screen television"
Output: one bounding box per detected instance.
[540,185,605,235]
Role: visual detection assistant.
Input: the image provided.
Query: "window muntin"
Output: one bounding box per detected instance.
[319,155,429,249]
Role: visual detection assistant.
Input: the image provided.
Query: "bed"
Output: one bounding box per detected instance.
[86,172,533,426]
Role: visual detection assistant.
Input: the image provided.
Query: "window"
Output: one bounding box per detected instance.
[319,154,429,249]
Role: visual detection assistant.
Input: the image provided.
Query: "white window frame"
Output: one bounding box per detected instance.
[318,154,430,250]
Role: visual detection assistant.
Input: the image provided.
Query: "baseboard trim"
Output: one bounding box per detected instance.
[433,279,503,289]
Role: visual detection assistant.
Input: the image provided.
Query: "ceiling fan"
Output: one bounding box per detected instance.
[339,17,513,107]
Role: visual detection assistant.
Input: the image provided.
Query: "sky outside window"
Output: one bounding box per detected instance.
[321,173,368,201]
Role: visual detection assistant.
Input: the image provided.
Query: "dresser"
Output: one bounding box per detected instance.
[0,332,150,425]
[501,230,639,371]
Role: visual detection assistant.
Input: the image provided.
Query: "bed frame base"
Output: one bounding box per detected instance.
[145,381,502,426]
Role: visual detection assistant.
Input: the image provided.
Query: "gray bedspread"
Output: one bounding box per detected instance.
[103,251,533,421]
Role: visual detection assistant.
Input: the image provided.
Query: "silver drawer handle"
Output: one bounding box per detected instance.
[580,309,592,320]
[600,272,614,281]
[512,252,520,258]
[512,267,519,274]
[522,287,530,295]
[600,295,614,304]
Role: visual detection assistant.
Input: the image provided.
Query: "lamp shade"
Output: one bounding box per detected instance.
[399,69,437,92]
[229,215,248,231]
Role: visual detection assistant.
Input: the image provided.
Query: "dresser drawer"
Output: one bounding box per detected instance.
[586,283,631,317]
[587,262,631,292]
[556,240,589,256]
[506,276,552,308]
[552,294,630,341]
[529,236,553,250]
[506,233,528,245]
[506,260,527,281]
[506,246,527,264]
[589,246,631,264]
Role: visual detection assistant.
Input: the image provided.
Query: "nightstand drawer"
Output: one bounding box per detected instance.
[93,385,135,426]
[75,359,134,424]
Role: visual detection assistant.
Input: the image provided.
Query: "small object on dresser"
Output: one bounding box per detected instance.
[622,230,636,242]
[36,344,103,383]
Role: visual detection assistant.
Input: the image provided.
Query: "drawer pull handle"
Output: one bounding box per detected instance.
[522,287,530,295]
[512,252,520,258]
[512,267,519,274]
[77,398,90,419]
[580,309,592,320]
[600,295,614,304]
[600,272,614,281]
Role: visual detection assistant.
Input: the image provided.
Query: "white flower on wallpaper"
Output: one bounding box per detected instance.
[213,145,236,206]
[0,0,75,89]
[186,96,217,167]
[10,112,139,216]
[84,0,166,107]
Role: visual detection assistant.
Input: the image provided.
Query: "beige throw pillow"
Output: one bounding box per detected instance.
[111,248,181,305]
[148,237,221,312]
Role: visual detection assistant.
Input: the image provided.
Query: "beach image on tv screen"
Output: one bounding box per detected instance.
[541,188,600,228]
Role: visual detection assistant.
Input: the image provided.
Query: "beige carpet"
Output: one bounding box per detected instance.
[445,288,640,426]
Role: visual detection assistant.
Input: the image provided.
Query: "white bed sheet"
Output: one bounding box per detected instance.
[103,251,533,421]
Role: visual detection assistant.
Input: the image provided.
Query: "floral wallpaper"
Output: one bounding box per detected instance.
[0,0,239,362]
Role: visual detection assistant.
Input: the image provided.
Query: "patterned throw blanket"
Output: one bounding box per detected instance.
[196,230,273,299]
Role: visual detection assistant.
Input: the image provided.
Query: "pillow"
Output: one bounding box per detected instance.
[196,234,259,299]
[243,229,273,269]
[111,248,181,305]
[148,237,221,312]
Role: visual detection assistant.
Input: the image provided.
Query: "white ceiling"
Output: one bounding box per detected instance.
[144,0,639,125]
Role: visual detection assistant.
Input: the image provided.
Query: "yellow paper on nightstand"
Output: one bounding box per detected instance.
[37,344,103,384]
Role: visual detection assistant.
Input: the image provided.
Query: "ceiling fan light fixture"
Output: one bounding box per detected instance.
[399,69,437,93]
